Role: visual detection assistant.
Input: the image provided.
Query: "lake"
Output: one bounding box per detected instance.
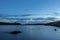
[0,25,60,40]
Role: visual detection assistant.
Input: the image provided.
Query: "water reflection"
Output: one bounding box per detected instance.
[0,25,60,40]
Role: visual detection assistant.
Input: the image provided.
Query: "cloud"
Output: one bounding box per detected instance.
[0,13,60,24]
[20,14,32,17]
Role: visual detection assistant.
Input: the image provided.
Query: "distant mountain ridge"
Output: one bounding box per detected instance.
[0,22,21,25]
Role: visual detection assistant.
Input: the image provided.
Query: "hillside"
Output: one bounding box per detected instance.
[45,21,60,27]
[0,22,21,25]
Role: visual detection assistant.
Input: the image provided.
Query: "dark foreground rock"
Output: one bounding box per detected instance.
[5,31,22,34]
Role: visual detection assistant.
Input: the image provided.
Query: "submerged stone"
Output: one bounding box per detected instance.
[54,29,57,31]
[5,31,22,34]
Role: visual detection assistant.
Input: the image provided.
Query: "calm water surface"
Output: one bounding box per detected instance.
[0,25,60,40]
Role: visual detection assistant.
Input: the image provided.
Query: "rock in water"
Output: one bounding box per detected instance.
[11,31,22,34]
[5,31,22,34]
[54,29,57,31]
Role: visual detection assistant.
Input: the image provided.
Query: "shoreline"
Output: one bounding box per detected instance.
[0,21,60,27]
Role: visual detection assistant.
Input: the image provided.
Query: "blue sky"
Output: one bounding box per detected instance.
[0,0,60,16]
[0,0,60,23]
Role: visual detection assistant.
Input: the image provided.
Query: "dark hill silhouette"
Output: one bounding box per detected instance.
[0,22,21,25]
[25,21,60,27]
[45,21,60,27]
[0,21,60,27]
